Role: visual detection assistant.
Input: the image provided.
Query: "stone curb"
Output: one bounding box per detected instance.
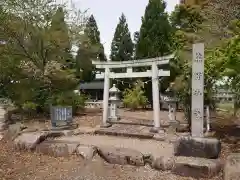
[32,139,224,178]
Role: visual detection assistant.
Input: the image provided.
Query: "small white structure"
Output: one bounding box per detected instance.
[167,99,177,122]
[108,84,120,121]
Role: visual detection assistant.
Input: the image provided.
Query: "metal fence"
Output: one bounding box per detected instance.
[50,106,73,127]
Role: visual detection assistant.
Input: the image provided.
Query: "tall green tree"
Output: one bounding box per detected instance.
[110,13,134,91]
[110,13,133,64]
[135,0,173,59]
[84,15,106,61]
[75,15,106,82]
[133,31,140,59]
[75,40,94,82]
[50,7,74,68]
[134,0,173,105]
[222,19,240,116]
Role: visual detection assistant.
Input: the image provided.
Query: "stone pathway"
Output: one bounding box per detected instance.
[56,134,174,157]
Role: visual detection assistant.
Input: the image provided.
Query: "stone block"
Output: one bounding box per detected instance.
[224,153,240,180]
[173,156,222,178]
[5,123,26,140]
[76,145,97,160]
[14,132,47,150]
[151,156,175,171]
[36,140,79,157]
[174,136,221,158]
[44,130,74,137]
[98,146,144,166]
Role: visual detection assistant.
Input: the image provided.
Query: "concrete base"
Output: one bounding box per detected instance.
[108,116,121,122]
[173,156,222,178]
[176,123,190,133]
[174,136,221,159]
[100,122,112,128]
[50,124,78,131]
[150,127,165,134]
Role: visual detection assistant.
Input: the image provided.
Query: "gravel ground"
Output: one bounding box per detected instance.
[2,109,238,180]
[0,140,223,180]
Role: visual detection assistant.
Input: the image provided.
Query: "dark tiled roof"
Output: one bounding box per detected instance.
[79,81,104,90]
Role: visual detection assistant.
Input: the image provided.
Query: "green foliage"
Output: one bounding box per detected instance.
[50,7,74,68]
[0,0,87,114]
[75,41,94,82]
[22,102,38,111]
[171,1,240,121]
[170,4,204,33]
[170,3,222,123]
[123,80,148,110]
[110,13,134,91]
[134,0,174,104]
[48,91,86,114]
[135,0,173,59]
[84,15,106,61]
[110,13,134,63]
[221,21,240,115]
[75,15,106,81]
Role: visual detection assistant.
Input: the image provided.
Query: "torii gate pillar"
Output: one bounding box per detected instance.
[151,61,161,133]
[101,66,111,128]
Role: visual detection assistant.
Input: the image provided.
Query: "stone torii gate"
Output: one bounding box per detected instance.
[92,55,173,133]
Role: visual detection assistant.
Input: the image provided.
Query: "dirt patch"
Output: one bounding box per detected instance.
[19,109,185,131]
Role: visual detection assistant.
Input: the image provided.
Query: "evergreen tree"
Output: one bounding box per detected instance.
[50,7,74,68]
[75,40,94,82]
[110,13,134,91]
[135,0,173,59]
[110,13,134,64]
[84,15,106,61]
[75,15,107,82]
[133,31,140,59]
[135,0,173,105]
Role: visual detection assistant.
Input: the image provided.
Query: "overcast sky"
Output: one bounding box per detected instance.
[68,0,179,59]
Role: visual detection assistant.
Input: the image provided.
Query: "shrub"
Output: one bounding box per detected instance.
[123,80,148,110]
[47,91,86,114]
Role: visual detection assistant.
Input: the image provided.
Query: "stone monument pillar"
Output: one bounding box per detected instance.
[108,84,120,121]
